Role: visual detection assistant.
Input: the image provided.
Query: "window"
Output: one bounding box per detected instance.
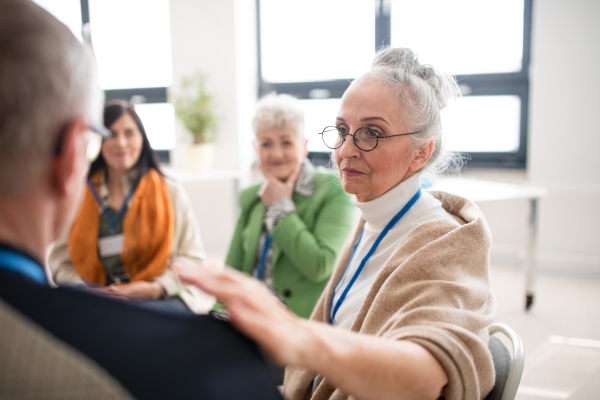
[257,0,532,168]
[33,0,174,161]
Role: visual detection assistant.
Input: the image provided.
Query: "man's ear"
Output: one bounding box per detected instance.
[410,140,435,172]
[52,118,87,196]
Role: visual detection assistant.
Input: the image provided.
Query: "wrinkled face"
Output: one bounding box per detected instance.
[255,126,308,181]
[335,79,423,202]
[101,113,144,173]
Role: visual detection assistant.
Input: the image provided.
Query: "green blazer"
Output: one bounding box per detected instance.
[225,169,354,318]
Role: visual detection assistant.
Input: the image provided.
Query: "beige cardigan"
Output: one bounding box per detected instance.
[283,191,496,400]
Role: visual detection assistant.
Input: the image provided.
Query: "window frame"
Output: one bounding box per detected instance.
[80,0,170,163]
[256,0,533,169]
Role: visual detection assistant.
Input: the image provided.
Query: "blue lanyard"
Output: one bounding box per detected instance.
[88,167,147,235]
[328,188,422,325]
[255,233,272,279]
[0,248,47,285]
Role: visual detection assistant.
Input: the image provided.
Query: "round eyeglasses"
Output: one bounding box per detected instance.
[319,126,420,152]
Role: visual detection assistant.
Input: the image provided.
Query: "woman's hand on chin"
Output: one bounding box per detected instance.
[257,163,300,208]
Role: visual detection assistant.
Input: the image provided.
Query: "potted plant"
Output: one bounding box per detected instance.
[171,72,218,172]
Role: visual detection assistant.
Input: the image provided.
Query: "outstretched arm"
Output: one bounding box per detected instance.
[176,265,447,400]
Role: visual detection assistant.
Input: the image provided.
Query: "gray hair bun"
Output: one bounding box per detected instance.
[370,47,459,110]
[358,47,463,174]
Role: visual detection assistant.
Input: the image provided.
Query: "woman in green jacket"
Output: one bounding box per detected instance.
[225,93,354,319]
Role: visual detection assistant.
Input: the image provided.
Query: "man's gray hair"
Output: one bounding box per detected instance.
[0,0,103,194]
[252,93,305,139]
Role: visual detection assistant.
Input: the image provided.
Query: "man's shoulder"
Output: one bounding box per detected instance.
[0,297,134,399]
[0,270,282,400]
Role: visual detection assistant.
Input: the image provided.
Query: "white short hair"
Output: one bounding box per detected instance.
[252,93,305,139]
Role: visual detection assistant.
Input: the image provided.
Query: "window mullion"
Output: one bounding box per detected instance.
[80,0,89,24]
[104,87,167,104]
[375,0,391,49]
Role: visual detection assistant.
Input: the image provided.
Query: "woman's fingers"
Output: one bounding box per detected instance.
[175,264,305,365]
[91,286,130,301]
[176,265,250,302]
[104,281,162,300]
[285,165,301,187]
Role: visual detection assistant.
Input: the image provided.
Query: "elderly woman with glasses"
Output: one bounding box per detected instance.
[222,93,354,319]
[178,47,496,400]
[49,100,208,313]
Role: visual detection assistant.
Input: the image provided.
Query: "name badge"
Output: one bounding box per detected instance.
[98,234,124,257]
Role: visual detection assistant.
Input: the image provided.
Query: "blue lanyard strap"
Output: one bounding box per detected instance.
[0,248,47,285]
[255,233,272,279]
[328,188,422,325]
[87,167,148,235]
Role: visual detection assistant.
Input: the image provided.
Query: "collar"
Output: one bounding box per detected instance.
[0,243,47,285]
[294,158,315,197]
[99,166,142,202]
[351,173,422,230]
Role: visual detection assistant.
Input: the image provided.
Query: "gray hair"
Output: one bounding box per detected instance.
[252,93,305,139]
[0,0,103,194]
[352,47,462,175]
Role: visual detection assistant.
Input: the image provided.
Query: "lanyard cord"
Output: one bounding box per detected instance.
[87,167,148,235]
[328,188,422,325]
[0,248,47,285]
[255,233,272,279]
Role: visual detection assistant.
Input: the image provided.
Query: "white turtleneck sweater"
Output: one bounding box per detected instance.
[330,173,455,329]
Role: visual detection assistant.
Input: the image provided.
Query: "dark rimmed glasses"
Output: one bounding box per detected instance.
[319,126,420,152]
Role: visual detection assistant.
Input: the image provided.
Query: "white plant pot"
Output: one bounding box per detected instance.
[185,143,215,173]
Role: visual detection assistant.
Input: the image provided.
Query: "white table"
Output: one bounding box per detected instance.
[431,178,549,310]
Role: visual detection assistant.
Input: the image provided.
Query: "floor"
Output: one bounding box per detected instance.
[490,265,600,399]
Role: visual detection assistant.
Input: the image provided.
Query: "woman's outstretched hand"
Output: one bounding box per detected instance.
[175,262,311,366]
[175,263,448,400]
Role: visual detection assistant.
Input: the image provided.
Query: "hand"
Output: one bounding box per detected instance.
[96,281,164,301]
[175,263,310,366]
[257,163,301,208]
[170,256,209,272]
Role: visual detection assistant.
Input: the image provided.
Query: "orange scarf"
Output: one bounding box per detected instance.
[68,168,174,286]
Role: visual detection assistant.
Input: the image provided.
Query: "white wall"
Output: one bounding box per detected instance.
[169,0,256,173]
[528,0,600,273]
[169,0,257,256]
[169,0,600,274]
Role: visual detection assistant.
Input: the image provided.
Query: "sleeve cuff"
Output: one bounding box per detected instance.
[265,197,296,231]
[153,268,181,298]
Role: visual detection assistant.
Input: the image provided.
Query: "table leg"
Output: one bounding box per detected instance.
[525,198,539,310]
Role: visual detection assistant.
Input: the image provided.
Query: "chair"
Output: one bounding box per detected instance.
[484,323,525,400]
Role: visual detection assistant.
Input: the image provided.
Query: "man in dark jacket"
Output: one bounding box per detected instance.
[0,1,281,399]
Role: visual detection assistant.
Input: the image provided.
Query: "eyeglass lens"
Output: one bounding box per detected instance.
[86,130,103,162]
[322,127,379,151]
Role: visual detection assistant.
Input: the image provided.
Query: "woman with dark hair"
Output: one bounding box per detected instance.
[49,100,209,313]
